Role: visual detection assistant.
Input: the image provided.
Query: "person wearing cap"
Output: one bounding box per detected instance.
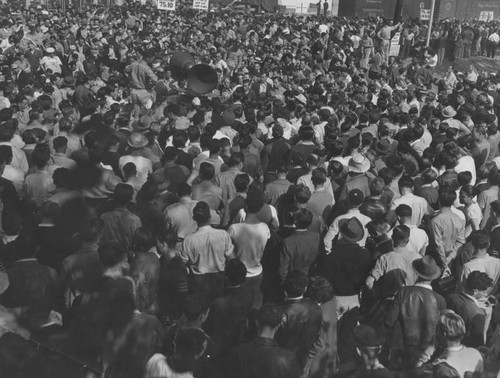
[40,46,62,74]
[324,189,372,252]
[321,216,371,319]
[385,255,446,368]
[338,154,372,202]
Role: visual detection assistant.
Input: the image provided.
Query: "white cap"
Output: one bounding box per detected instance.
[46,47,55,53]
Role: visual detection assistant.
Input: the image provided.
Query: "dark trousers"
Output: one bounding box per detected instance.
[487,41,498,58]
[189,272,225,302]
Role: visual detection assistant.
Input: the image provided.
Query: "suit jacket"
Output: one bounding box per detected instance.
[230,337,300,378]
[275,298,323,366]
[446,292,486,348]
[385,285,446,350]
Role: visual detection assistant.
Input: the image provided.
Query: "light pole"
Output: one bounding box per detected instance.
[425,0,436,47]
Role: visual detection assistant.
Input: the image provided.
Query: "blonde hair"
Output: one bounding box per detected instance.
[438,312,466,342]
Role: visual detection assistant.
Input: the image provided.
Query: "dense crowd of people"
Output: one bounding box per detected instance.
[0,1,500,377]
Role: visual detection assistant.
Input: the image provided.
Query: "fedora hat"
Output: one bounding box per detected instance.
[127,132,148,149]
[412,256,442,281]
[353,324,385,347]
[339,217,364,243]
[441,106,457,118]
[136,115,153,131]
[62,76,75,88]
[348,154,370,173]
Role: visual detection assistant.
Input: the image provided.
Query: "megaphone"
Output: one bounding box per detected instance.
[169,51,218,95]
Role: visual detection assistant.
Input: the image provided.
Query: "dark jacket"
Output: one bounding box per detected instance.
[446,292,485,348]
[279,230,320,282]
[0,259,58,311]
[385,285,446,350]
[275,298,323,367]
[321,241,372,297]
[203,285,255,352]
[230,337,300,378]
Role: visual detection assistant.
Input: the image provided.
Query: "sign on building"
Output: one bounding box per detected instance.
[192,0,208,10]
[420,8,430,20]
[158,0,175,10]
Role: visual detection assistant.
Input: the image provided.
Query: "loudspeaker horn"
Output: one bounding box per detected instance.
[169,51,218,95]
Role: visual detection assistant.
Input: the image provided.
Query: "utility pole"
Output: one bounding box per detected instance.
[426,0,436,47]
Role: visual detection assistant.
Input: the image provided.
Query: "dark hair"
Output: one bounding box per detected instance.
[192,201,211,224]
[114,183,134,206]
[98,241,126,269]
[199,162,215,181]
[306,276,334,304]
[283,270,308,297]
[294,208,313,229]
[53,136,68,150]
[227,152,244,168]
[398,176,414,189]
[225,259,247,286]
[245,192,264,214]
[391,225,410,247]
[234,173,250,193]
[256,303,283,328]
[32,143,51,169]
[311,168,326,187]
[470,230,490,250]
[294,184,311,204]
[0,145,13,165]
[395,204,412,218]
[132,227,155,252]
[438,189,456,207]
[466,271,493,292]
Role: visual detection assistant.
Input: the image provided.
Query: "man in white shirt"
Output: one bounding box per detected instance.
[366,225,422,289]
[487,30,500,59]
[390,204,429,256]
[324,189,371,252]
[40,47,63,74]
[458,230,500,293]
[389,176,431,227]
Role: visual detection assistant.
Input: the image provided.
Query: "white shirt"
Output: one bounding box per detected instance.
[324,209,371,252]
[388,224,428,256]
[118,155,153,185]
[489,33,500,43]
[40,55,63,74]
[455,156,476,185]
[391,193,430,226]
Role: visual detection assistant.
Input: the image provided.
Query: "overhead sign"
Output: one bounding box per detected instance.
[420,8,430,20]
[192,0,208,10]
[158,0,175,10]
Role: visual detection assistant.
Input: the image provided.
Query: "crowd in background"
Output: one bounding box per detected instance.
[1,1,500,377]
